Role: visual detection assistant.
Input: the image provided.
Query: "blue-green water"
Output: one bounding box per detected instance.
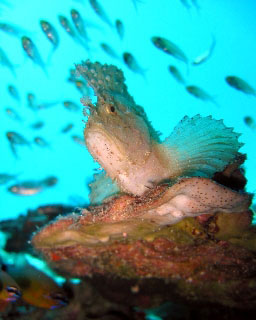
[0,0,255,220]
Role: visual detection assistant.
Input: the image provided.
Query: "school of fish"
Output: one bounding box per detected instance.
[0,0,255,314]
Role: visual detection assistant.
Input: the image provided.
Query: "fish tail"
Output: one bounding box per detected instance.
[162,115,243,178]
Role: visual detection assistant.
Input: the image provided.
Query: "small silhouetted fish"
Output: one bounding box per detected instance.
[115,19,124,39]
[72,135,85,146]
[0,173,18,185]
[100,42,119,59]
[6,131,30,158]
[180,0,191,10]
[61,123,74,133]
[63,100,80,112]
[244,116,256,129]
[58,15,76,38]
[151,36,188,65]
[192,35,216,66]
[41,176,58,187]
[67,68,78,83]
[40,20,59,50]
[0,22,26,37]
[75,80,90,96]
[89,0,113,28]
[27,92,37,109]
[123,52,145,77]
[6,131,29,146]
[191,0,200,10]
[58,15,88,50]
[8,181,43,195]
[70,9,89,42]
[0,47,15,75]
[131,0,143,10]
[225,76,256,96]
[21,36,47,74]
[5,108,22,121]
[34,136,50,147]
[7,84,20,101]
[186,85,217,106]
[37,101,59,110]
[8,176,57,195]
[168,65,186,84]
[30,121,44,129]
[0,270,21,312]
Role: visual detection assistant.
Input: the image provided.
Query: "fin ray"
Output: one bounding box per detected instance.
[163,115,243,178]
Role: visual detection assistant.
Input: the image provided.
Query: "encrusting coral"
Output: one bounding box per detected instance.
[32,60,256,309]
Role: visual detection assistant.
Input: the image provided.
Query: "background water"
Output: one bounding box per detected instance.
[0,0,255,221]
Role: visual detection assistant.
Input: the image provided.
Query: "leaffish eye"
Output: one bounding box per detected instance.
[106,105,116,114]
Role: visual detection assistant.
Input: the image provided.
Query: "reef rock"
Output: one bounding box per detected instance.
[32,61,256,310]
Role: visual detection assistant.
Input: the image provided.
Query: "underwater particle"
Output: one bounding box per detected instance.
[0,173,19,185]
[63,100,80,112]
[151,36,188,65]
[123,52,145,77]
[0,47,15,75]
[115,19,124,39]
[40,20,59,50]
[186,85,218,105]
[77,61,241,197]
[192,35,216,66]
[61,123,74,133]
[89,0,113,28]
[5,108,22,121]
[100,42,119,59]
[6,262,68,309]
[225,75,256,96]
[7,84,20,101]
[21,36,47,74]
[168,65,186,84]
[6,131,30,158]
[244,116,256,129]
[34,136,50,147]
[0,270,21,312]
